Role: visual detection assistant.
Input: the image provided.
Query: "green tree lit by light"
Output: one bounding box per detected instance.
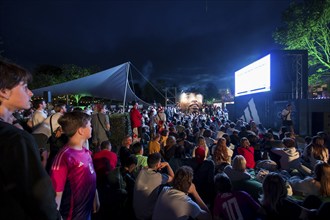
[71,94,84,106]
[273,0,330,87]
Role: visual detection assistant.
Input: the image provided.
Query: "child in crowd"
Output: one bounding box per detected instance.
[213,172,262,220]
[50,111,99,219]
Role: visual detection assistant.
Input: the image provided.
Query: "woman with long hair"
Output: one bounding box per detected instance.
[192,136,209,159]
[261,172,314,219]
[303,135,328,169]
[213,137,233,172]
[316,162,330,197]
[289,162,330,197]
[312,144,329,166]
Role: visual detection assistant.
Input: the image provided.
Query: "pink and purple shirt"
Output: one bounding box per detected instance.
[51,146,96,220]
[213,191,260,220]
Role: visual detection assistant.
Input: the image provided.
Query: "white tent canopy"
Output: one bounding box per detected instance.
[32,62,149,106]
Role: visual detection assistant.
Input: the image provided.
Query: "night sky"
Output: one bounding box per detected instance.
[0,0,291,90]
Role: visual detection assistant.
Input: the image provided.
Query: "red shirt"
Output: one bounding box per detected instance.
[93,150,118,176]
[130,107,142,128]
[237,146,255,169]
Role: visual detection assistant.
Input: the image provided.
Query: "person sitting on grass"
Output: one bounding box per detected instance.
[153,166,211,220]
[213,172,263,220]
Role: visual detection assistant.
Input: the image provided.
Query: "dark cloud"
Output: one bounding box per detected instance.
[0,0,290,90]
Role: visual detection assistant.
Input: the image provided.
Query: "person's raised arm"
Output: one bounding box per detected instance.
[188,183,211,220]
[160,162,174,182]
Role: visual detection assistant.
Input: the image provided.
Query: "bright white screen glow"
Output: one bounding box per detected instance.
[235,54,271,97]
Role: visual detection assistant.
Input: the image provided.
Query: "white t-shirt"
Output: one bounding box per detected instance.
[133,168,169,220]
[31,109,47,128]
[152,187,202,220]
[33,112,62,137]
[289,176,321,197]
[282,109,291,121]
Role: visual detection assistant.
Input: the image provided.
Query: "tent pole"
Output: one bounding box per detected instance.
[66,95,69,106]
[123,62,130,111]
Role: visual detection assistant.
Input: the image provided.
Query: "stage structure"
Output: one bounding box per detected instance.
[231,50,311,135]
[164,87,178,107]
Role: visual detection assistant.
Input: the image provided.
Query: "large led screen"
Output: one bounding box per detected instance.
[235,54,271,97]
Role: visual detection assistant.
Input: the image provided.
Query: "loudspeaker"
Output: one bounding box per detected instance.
[43,91,52,103]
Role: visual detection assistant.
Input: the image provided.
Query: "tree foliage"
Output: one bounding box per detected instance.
[273,0,330,86]
[203,82,219,101]
[30,64,99,89]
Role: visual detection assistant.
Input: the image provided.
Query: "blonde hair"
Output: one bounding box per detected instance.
[240,137,250,148]
[232,155,246,172]
[197,136,207,148]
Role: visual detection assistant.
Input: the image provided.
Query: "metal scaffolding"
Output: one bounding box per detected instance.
[164,87,177,107]
[285,53,304,99]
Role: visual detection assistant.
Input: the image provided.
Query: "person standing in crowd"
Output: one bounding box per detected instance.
[50,111,99,220]
[155,103,167,133]
[33,103,67,169]
[282,103,294,134]
[130,100,142,142]
[45,103,68,172]
[28,99,48,165]
[28,99,47,129]
[0,59,60,219]
[91,103,110,151]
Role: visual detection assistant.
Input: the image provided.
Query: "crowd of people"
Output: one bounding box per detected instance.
[1,58,330,220]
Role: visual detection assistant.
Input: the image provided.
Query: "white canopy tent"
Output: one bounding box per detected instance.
[32,62,149,107]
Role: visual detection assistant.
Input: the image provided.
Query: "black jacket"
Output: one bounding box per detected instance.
[0,121,60,220]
